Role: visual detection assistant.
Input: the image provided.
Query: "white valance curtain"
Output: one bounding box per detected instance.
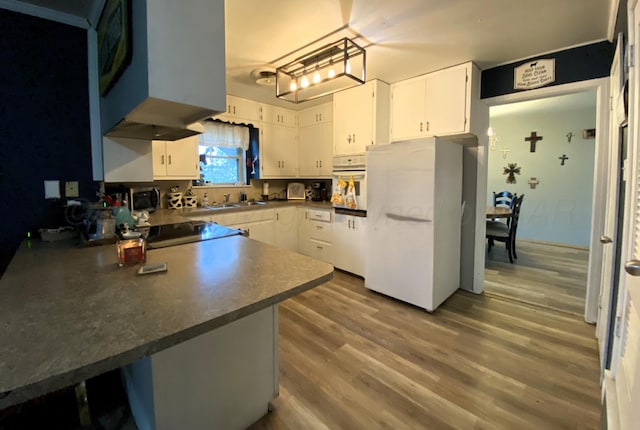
[199,121,250,151]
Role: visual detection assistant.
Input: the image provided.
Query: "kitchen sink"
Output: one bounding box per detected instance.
[205,203,241,209]
[237,201,267,206]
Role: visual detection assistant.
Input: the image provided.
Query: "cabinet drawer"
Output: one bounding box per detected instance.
[309,220,332,242]
[307,239,332,264]
[308,209,331,222]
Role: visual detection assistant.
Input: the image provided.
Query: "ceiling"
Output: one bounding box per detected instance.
[3,0,617,110]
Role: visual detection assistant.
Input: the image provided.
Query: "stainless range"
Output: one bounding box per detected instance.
[144,221,243,249]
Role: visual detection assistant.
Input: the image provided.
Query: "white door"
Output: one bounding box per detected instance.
[597,35,626,367]
[605,3,640,428]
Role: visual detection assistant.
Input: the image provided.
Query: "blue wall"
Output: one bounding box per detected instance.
[0,9,96,275]
[481,41,615,99]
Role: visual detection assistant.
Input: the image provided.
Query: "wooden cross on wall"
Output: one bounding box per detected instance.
[524,131,543,152]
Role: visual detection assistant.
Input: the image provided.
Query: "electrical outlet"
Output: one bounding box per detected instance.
[65,181,79,197]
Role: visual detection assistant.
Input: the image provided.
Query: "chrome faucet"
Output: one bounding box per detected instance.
[223,193,231,203]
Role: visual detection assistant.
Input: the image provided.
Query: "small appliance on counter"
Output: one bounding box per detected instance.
[130,187,160,212]
[311,182,327,201]
[287,182,306,200]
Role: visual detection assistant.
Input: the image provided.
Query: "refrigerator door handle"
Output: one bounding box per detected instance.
[386,213,432,223]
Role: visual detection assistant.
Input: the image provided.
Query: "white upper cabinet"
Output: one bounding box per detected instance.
[261,104,297,128]
[333,80,390,155]
[298,102,333,178]
[152,135,200,179]
[391,62,475,141]
[260,125,298,178]
[216,95,261,123]
[298,103,332,127]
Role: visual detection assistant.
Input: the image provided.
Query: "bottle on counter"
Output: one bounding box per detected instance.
[117,237,146,267]
[202,193,209,206]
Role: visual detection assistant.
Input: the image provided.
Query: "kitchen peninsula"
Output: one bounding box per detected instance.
[0,230,333,429]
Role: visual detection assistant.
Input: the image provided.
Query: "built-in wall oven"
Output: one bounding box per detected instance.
[332,154,367,213]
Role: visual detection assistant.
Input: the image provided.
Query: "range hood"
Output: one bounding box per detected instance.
[105,120,204,141]
[99,0,226,141]
[104,98,207,141]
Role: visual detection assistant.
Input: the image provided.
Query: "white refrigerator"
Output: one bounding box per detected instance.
[365,137,462,312]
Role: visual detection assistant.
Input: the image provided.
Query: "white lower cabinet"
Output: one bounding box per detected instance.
[297,207,332,264]
[275,207,298,251]
[332,213,366,277]
[215,210,276,245]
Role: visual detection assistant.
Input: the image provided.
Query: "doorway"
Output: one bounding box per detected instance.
[483,91,597,315]
[480,77,611,323]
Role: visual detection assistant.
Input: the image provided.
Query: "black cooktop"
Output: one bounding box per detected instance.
[145,221,243,249]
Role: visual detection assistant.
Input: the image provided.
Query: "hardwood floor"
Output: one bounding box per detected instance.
[484,239,589,316]
[249,270,600,430]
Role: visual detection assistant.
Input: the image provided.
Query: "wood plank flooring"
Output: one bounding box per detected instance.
[249,270,600,430]
[484,239,589,316]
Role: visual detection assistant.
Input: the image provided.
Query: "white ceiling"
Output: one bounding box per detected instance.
[3,0,617,110]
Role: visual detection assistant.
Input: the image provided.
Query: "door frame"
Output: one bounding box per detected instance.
[482,77,610,323]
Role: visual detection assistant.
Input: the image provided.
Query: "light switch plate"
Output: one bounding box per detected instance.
[44,180,60,199]
[65,181,79,197]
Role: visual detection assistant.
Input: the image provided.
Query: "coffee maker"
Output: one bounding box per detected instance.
[311,182,327,201]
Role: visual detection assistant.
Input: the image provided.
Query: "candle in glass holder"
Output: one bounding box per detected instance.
[117,238,146,267]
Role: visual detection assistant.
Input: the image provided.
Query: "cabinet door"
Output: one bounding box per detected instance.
[261,125,298,178]
[299,103,332,127]
[298,122,332,177]
[164,135,199,177]
[425,65,468,136]
[297,208,312,255]
[235,220,275,245]
[332,214,366,276]
[225,95,261,122]
[333,82,373,155]
[261,104,296,127]
[275,207,298,251]
[391,79,427,141]
[152,141,167,176]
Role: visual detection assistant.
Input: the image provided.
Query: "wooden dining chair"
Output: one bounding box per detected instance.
[491,191,516,226]
[493,190,516,209]
[486,194,524,263]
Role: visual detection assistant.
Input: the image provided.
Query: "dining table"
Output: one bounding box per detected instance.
[486,206,512,218]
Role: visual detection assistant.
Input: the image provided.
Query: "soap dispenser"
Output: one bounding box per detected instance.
[202,193,209,206]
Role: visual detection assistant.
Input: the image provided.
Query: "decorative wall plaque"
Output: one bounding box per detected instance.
[514,59,555,90]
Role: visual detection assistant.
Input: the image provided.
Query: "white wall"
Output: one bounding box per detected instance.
[488,106,596,246]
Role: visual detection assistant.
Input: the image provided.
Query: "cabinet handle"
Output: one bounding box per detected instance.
[277,213,279,221]
[317,245,323,250]
[305,212,308,220]
[353,134,356,143]
[161,155,165,165]
[319,160,322,168]
[228,104,231,113]
[282,160,285,168]
[233,106,236,114]
[319,113,322,121]
[168,155,172,165]
[426,121,430,131]
[316,225,323,230]
[420,122,423,132]
[348,220,351,228]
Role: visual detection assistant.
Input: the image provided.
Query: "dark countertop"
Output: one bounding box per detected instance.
[0,234,333,409]
[148,199,333,226]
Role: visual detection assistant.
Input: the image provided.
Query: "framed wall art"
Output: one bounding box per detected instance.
[97,0,132,96]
